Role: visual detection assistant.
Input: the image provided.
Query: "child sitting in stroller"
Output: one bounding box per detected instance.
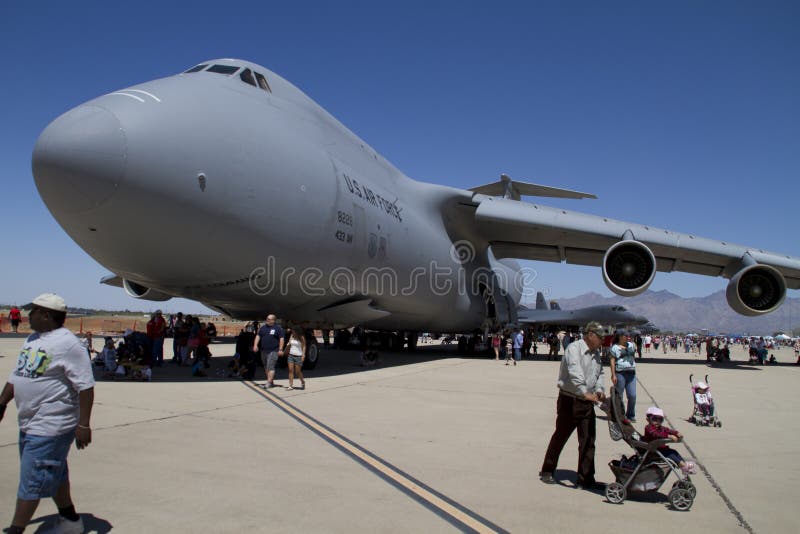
[693,381,715,421]
[643,407,697,475]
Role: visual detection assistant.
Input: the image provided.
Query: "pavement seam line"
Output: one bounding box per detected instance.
[636,377,755,534]
[243,380,508,534]
[0,400,264,448]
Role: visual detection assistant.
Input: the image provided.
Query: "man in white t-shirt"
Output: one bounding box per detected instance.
[0,293,95,534]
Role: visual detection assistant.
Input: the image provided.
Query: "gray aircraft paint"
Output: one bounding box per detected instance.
[518,292,648,328]
[32,58,800,332]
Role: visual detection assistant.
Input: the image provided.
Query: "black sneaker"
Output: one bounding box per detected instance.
[539,472,556,484]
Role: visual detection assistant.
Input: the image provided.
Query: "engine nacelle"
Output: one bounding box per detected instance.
[123,279,172,301]
[726,264,786,316]
[602,240,656,297]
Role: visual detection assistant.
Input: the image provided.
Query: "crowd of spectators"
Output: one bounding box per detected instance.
[85,312,218,380]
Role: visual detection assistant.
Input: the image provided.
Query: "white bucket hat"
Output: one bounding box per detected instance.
[646,406,664,418]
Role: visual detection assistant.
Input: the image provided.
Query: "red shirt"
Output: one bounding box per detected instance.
[146,316,166,339]
[9,307,21,321]
[643,423,679,448]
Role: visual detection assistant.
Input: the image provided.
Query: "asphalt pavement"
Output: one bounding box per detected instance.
[0,339,797,533]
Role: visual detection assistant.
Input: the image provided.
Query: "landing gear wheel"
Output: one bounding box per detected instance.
[605,482,626,504]
[303,337,319,370]
[407,332,418,352]
[668,488,694,511]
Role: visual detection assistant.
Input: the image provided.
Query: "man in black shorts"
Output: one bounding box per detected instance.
[252,314,284,388]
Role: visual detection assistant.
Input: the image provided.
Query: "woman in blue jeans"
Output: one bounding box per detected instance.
[610,329,637,422]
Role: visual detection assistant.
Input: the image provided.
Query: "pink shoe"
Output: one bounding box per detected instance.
[682,461,697,474]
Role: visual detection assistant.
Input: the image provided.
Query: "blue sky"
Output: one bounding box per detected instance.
[0,1,798,314]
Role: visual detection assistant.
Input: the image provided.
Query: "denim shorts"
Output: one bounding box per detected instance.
[18,430,74,500]
[287,354,302,365]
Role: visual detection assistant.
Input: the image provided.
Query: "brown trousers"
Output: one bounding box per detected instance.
[540,391,597,483]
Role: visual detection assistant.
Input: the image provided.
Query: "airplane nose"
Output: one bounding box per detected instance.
[32,105,126,214]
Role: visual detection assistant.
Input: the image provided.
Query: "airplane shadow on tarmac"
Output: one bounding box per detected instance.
[29,513,113,533]
[629,356,799,370]
[96,346,454,384]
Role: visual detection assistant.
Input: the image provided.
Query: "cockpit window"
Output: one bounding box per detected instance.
[255,72,272,92]
[184,64,208,73]
[207,64,240,75]
[240,68,256,87]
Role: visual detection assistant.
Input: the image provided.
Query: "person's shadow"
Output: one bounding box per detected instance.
[22,513,113,533]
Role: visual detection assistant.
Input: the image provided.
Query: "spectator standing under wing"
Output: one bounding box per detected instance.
[146,310,167,367]
[539,322,606,490]
[609,329,637,422]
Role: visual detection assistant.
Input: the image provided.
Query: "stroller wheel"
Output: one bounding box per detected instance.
[673,480,697,499]
[605,482,626,504]
[668,488,694,511]
[716,421,722,428]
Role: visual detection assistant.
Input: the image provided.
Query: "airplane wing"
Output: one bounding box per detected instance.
[468,193,800,315]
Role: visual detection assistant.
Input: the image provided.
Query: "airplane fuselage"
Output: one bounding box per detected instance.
[33,59,510,332]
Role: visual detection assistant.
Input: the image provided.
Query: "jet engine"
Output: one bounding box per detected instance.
[602,240,656,297]
[122,279,172,301]
[726,264,786,316]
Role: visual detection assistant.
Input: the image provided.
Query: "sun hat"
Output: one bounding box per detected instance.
[646,406,664,418]
[584,321,605,336]
[31,293,67,312]
[695,381,708,389]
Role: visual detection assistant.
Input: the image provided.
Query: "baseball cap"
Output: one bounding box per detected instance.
[31,293,67,312]
[646,406,664,418]
[615,328,630,336]
[583,321,604,336]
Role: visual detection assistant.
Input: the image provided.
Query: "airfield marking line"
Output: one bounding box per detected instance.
[637,378,755,534]
[243,380,508,534]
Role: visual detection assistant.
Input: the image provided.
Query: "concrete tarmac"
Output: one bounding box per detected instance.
[0,339,797,533]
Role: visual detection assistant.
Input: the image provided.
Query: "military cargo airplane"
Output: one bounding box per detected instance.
[32,58,800,350]
[517,292,648,329]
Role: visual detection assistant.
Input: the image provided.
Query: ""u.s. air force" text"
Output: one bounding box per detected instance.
[343,174,403,222]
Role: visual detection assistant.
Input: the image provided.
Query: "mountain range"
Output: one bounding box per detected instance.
[525,290,800,335]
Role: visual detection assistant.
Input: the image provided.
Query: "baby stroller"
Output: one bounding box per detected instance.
[689,374,721,427]
[603,388,696,510]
